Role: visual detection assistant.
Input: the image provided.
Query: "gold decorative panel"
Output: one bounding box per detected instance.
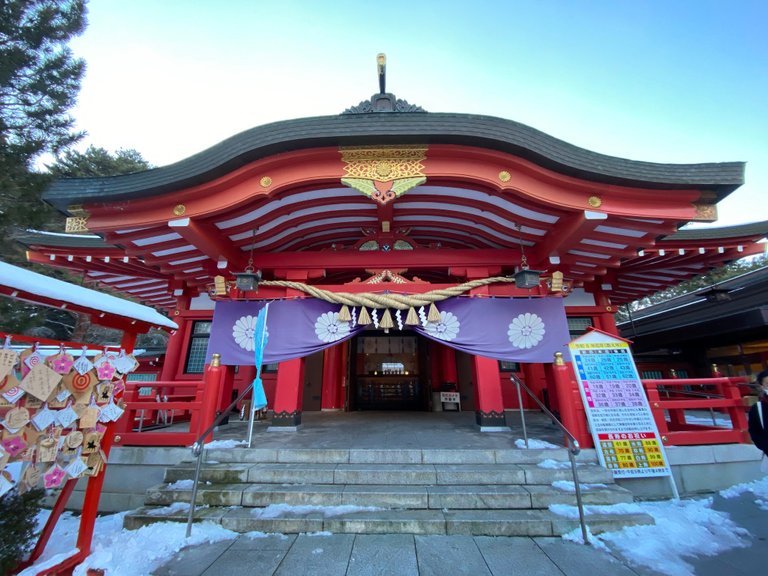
[340,145,427,205]
[692,202,717,222]
[65,216,89,233]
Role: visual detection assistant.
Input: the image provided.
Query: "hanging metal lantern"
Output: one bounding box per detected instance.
[235,266,261,292]
[514,268,542,289]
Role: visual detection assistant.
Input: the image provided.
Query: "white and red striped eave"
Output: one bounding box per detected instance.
[31,183,764,306]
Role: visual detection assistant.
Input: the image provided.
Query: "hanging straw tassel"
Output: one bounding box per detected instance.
[358,306,372,325]
[405,307,420,325]
[380,309,394,329]
[338,305,351,322]
[427,302,441,322]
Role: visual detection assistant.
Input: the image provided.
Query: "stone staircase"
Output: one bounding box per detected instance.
[123,447,653,536]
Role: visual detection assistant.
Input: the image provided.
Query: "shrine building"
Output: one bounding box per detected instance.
[22,65,768,433]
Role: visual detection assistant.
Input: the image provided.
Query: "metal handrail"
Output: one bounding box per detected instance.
[510,374,590,545]
[185,375,259,538]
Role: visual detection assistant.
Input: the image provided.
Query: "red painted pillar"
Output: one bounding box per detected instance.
[199,354,224,443]
[321,344,343,410]
[441,345,458,386]
[464,269,507,429]
[217,364,236,421]
[473,355,507,429]
[271,357,305,428]
[120,330,137,354]
[337,340,349,409]
[160,291,191,381]
[551,353,593,448]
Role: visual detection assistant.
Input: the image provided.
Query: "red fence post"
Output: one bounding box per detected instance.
[199,353,224,443]
[643,382,670,444]
[724,377,749,435]
[551,352,593,448]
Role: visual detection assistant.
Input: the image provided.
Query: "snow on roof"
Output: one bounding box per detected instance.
[0,260,178,330]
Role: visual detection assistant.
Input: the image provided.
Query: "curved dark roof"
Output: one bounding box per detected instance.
[15,231,118,249]
[44,112,745,211]
[662,221,768,241]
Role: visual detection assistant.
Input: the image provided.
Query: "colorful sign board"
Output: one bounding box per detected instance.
[568,330,672,479]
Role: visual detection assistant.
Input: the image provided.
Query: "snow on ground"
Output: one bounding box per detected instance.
[515,437,560,449]
[251,504,384,518]
[203,439,248,449]
[551,480,608,492]
[719,475,768,511]
[556,496,753,576]
[166,479,195,490]
[146,502,191,516]
[537,458,572,469]
[18,510,238,576]
[18,477,768,576]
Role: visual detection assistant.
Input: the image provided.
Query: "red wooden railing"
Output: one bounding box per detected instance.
[113,359,224,447]
[642,376,752,446]
[551,356,754,449]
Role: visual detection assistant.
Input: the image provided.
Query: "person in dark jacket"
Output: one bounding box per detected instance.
[748,369,768,457]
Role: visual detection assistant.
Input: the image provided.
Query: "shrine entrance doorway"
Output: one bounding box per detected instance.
[349,331,428,411]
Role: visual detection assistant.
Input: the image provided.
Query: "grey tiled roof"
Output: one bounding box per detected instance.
[15,231,118,249]
[44,113,745,211]
[661,221,768,241]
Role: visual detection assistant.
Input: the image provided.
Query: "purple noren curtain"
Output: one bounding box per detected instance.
[206,297,571,366]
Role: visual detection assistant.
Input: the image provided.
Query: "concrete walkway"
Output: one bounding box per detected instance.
[153,533,647,576]
[147,412,767,575]
[152,488,768,576]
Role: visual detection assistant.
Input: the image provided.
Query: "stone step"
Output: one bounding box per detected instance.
[124,505,653,537]
[202,447,599,466]
[146,481,633,510]
[164,462,613,486]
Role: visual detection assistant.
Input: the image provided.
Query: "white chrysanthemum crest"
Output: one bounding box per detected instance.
[425,311,460,341]
[508,312,546,349]
[314,311,350,343]
[232,315,258,351]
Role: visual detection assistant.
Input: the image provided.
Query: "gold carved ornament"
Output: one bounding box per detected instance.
[64,205,90,233]
[340,145,427,205]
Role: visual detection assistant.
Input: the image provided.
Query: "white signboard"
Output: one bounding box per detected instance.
[568,330,673,480]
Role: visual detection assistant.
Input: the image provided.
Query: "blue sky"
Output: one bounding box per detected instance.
[68,0,767,226]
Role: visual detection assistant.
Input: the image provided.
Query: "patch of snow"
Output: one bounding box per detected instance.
[550,502,644,518]
[551,480,608,492]
[17,548,81,576]
[243,531,289,539]
[166,479,194,490]
[0,260,177,329]
[719,475,768,511]
[304,531,333,536]
[538,459,571,469]
[561,525,610,551]
[146,502,190,516]
[593,498,750,576]
[73,520,236,576]
[251,504,382,519]
[312,548,324,554]
[204,440,248,450]
[515,438,560,449]
[20,510,238,576]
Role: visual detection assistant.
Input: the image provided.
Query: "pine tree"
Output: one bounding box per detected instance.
[0,0,87,262]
